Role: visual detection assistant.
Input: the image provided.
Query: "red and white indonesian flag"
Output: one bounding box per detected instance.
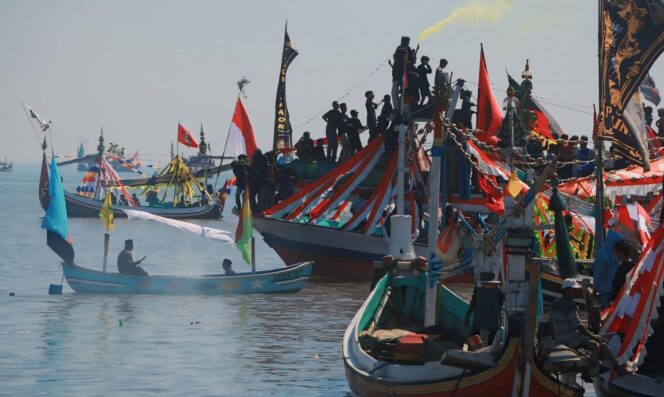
[226,98,257,158]
[601,225,664,369]
[466,140,510,179]
[177,123,199,148]
[614,201,652,250]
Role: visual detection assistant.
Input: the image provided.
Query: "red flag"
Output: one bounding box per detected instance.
[532,109,555,140]
[476,45,503,134]
[226,98,257,158]
[477,174,504,215]
[177,123,199,148]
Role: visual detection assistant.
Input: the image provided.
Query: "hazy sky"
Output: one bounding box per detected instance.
[1,0,662,164]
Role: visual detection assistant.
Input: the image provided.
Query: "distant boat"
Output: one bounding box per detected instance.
[39,152,223,220]
[0,157,12,172]
[62,261,314,295]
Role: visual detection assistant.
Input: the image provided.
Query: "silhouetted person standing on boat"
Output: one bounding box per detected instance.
[365,91,378,141]
[376,95,393,138]
[231,154,249,210]
[434,59,449,92]
[295,131,314,162]
[347,110,364,155]
[117,239,148,276]
[657,109,664,138]
[417,56,433,106]
[389,36,414,109]
[322,101,342,161]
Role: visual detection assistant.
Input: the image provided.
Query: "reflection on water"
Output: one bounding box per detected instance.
[0,166,364,396]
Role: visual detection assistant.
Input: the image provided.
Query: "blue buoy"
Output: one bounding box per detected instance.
[48,284,62,295]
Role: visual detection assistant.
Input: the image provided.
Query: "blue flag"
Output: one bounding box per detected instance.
[42,156,74,263]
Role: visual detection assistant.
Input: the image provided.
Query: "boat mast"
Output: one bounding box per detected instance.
[94,128,105,202]
[594,0,605,254]
[424,78,446,327]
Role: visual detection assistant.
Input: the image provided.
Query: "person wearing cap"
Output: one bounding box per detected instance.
[117,239,148,276]
[365,91,378,141]
[416,56,433,106]
[551,278,627,377]
[222,258,236,276]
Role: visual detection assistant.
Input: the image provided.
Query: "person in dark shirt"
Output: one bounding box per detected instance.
[339,103,350,137]
[644,106,654,127]
[222,258,236,276]
[322,101,341,161]
[434,59,449,92]
[612,240,636,301]
[117,239,148,276]
[405,59,420,107]
[249,149,268,211]
[295,131,314,162]
[376,95,393,138]
[459,89,475,129]
[110,192,117,205]
[573,135,595,177]
[131,193,140,206]
[231,154,249,209]
[416,56,433,106]
[119,194,129,206]
[365,91,378,141]
[276,166,296,202]
[312,139,326,162]
[347,110,364,155]
[557,134,574,179]
[657,108,664,138]
[526,134,544,159]
[389,36,414,109]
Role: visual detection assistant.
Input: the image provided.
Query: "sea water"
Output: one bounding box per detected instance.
[0,165,366,396]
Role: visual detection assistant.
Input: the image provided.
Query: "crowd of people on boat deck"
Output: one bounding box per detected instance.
[231,149,297,212]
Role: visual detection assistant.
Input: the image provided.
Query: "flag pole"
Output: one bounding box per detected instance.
[103,232,110,273]
[251,236,256,273]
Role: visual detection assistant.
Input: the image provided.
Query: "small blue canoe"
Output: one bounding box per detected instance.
[62,261,314,295]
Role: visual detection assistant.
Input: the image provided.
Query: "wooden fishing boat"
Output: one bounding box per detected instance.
[60,190,221,219]
[252,215,472,282]
[342,270,584,397]
[62,261,314,295]
[40,150,223,220]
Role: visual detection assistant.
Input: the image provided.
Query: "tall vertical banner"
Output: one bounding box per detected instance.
[597,0,664,171]
[273,24,299,151]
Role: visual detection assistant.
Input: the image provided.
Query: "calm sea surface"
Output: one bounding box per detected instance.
[0,165,368,396]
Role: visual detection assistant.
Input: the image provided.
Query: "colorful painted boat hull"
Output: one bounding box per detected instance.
[342,274,583,397]
[252,216,473,282]
[62,261,314,294]
[61,191,222,219]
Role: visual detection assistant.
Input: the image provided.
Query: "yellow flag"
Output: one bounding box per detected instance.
[506,170,522,198]
[99,193,114,232]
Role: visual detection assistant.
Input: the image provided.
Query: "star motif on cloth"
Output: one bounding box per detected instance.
[250,279,264,290]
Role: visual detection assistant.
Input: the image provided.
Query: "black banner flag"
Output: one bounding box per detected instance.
[598,0,664,170]
[273,24,299,151]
